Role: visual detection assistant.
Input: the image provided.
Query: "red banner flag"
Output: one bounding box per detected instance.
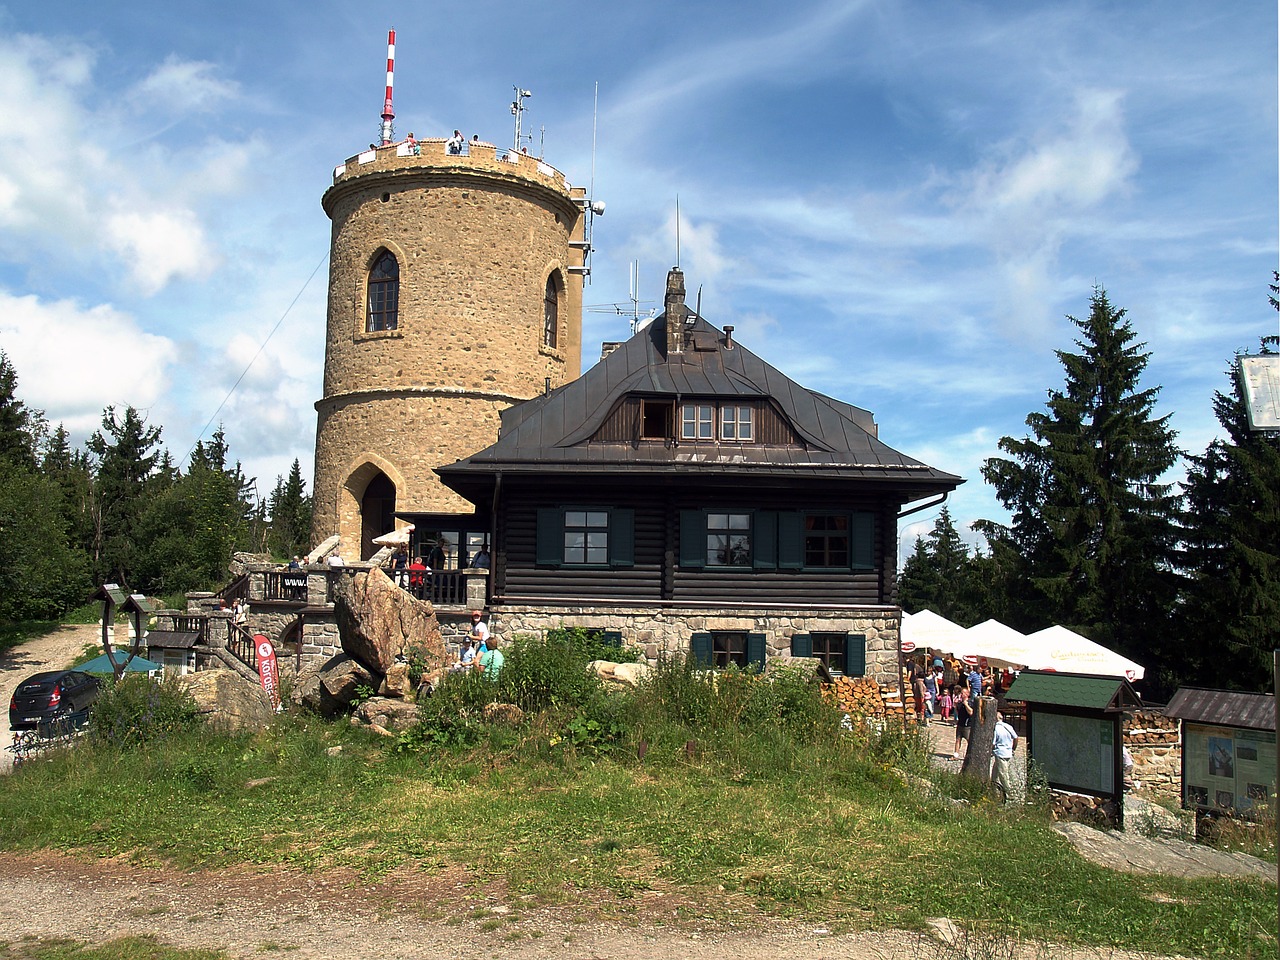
[254,634,280,711]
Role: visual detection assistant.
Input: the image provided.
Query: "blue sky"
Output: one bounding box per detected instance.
[0,1,1274,563]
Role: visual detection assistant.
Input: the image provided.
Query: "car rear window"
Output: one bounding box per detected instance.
[18,679,55,694]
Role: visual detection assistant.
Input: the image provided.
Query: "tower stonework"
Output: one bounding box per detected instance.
[312,138,586,558]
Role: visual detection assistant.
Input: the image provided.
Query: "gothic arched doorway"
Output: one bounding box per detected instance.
[360,471,396,560]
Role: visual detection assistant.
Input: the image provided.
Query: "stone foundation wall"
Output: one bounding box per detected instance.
[1125,709,1181,802]
[492,604,900,686]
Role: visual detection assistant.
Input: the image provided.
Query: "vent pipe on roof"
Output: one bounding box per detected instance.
[723,325,734,349]
[664,267,686,356]
[544,377,551,395]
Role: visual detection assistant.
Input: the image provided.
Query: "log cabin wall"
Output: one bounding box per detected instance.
[494,480,902,607]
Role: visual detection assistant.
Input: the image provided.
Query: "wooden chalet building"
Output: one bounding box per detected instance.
[437,268,962,685]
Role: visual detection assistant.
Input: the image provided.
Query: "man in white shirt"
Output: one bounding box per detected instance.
[992,711,1019,801]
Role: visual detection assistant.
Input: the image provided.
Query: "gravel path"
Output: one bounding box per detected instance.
[0,851,1180,960]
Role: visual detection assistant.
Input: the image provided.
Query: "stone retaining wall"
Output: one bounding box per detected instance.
[493,604,900,686]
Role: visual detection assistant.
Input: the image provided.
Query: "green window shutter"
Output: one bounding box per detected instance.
[790,633,812,658]
[844,633,867,677]
[852,512,874,570]
[747,633,767,669]
[679,510,706,569]
[535,507,563,566]
[778,512,803,569]
[690,632,713,667]
[753,510,777,570]
[610,508,635,567]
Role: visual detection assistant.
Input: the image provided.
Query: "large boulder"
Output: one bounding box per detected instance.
[352,696,421,732]
[332,569,448,675]
[183,668,274,732]
[380,662,411,698]
[292,653,376,717]
[588,660,652,688]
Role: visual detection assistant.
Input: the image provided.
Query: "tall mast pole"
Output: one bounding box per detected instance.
[380,29,396,145]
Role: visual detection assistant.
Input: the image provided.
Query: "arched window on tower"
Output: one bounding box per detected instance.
[543,273,560,349]
[367,251,400,332]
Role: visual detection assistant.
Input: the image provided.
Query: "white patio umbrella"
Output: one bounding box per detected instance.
[372,523,415,547]
[1024,624,1146,681]
[900,610,969,657]
[962,618,1035,667]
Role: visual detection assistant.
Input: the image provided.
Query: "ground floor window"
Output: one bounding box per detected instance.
[691,631,766,670]
[790,632,866,676]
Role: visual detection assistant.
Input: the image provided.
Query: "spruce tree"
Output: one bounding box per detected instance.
[978,288,1182,679]
[85,405,163,585]
[1178,334,1280,691]
[898,507,979,624]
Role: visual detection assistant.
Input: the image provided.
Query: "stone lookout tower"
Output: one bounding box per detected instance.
[311,136,590,560]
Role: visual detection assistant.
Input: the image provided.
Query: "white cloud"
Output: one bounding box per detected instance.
[0,289,177,434]
[131,56,240,114]
[105,209,218,295]
[0,32,255,297]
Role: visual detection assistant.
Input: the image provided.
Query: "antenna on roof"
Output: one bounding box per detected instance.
[511,86,532,151]
[675,195,681,268]
[379,29,396,145]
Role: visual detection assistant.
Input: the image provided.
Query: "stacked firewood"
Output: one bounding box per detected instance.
[823,676,907,722]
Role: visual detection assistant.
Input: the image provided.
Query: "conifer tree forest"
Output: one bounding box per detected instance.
[900,282,1280,698]
[0,349,311,620]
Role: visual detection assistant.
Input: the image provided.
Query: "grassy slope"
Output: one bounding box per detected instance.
[0,715,1274,959]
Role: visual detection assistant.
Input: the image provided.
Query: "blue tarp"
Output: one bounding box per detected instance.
[80,649,162,674]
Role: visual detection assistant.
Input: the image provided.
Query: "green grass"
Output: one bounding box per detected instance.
[0,640,1275,958]
[0,711,1274,958]
[0,937,228,960]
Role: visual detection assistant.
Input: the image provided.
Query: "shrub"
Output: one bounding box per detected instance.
[87,672,202,747]
[544,625,641,664]
[498,631,607,712]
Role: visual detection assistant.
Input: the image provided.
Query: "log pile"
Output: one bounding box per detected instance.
[823,676,908,723]
[1049,790,1120,828]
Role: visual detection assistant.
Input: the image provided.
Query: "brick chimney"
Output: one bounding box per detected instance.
[664,266,686,356]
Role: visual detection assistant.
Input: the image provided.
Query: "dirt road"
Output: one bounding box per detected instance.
[0,850,1174,960]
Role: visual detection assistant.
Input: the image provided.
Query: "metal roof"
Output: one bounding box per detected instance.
[145,631,200,649]
[1004,670,1142,712]
[439,311,963,495]
[1165,687,1276,732]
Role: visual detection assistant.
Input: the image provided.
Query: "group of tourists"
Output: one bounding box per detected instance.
[904,651,1021,799]
[450,609,503,681]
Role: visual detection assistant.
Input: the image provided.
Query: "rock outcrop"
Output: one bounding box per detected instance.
[183,668,274,732]
[332,568,447,675]
[352,696,421,733]
[292,653,375,718]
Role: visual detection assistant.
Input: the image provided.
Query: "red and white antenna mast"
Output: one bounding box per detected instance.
[379,28,396,145]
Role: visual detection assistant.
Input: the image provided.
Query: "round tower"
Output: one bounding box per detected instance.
[312,137,588,559]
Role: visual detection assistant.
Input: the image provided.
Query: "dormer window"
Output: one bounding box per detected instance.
[679,402,755,442]
[721,405,753,441]
[641,400,673,440]
[681,404,713,440]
